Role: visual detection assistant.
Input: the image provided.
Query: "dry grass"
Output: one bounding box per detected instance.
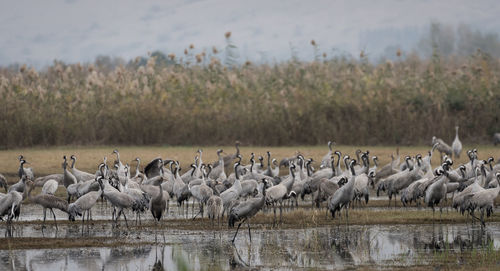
[1,49,500,147]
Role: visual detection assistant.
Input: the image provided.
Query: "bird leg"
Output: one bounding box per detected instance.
[231,218,247,243]
[279,201,283,225]
[42,208,47,229]
[273,204,277,227]
[50,208,58,229]
[82,210,86,225]
[122,211,129,228]
[247,220,252,242]
[480,210,486,227]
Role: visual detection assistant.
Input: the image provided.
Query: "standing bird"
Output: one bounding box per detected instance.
[0,190,23,223]
[102,178,136,228]
[68,177,103,224]
[425,164,450,218]
[0,174,7,192]
[494,133,500,146]
[207,194,223,226]
[467,173,500,226]
[42,179,59,195]
[149,175,167,223]
[62,156,78,202]
[27,180,68,229]
[69,155,95,182]
[432,136,453,162]
[452,126,463,159]
[265,162,297,225]
[328,160,357,219]
[220,162,244,218]
[209,149,227,180]
[213,141,241,169]
[320,141,335,169]
[229,179,268,243]
[18,156,34,180]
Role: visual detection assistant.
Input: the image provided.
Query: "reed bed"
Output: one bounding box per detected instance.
[1,49,500,148]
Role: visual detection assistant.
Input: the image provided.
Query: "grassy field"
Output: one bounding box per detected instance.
[1,144,499,182]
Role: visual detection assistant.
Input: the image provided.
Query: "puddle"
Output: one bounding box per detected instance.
[1,222,499,270]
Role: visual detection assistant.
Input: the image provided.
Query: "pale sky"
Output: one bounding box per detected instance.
[1,0,499,68]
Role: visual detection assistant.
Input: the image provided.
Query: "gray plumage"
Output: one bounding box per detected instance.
[8,176,27,194]
[209,149,227,180]
[34,174,63,187]
[42,179,58,195]
[452,126,463,159]
[102,178,135,227]
[0,190,23,221]
[494,133,500,146]
[320,141,334,169]
[466,173,500,225]
[0,174,7,193]
[425,166,449,214]
[27,181,68,228]
[68,178,103,223]
[220,163,243,217]
[314,177,346,208]
[150,178,167,222]
[213,141,240,169]
[207,195,222,226]
[70,155,95,182]
[239,179,258,198]
[229,179,268,243]
[18,158,34,181]
[328,160,357,218]
[432,136,453,157]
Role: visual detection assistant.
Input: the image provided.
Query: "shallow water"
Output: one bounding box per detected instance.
[1,222,500,270]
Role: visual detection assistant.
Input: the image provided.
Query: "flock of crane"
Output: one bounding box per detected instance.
[1,126,500,242]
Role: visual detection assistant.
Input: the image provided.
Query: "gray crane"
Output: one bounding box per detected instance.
[327,160,357,219]
[229,179,268,243]
[62,156,78,202]
[320,141,334,169]
[467,173,500,226]
[425,164,450,218]
[70,155,95,182]
[452,126,463,159]
[220,162,243,218]
[263,151,275,177]
[265,162,296,225]
[34,174,63,187]
[172,162,191,216]
[68,177,103,224]
[149,174,167,223]
[102,177,136,228]
[209,149,226,180]
[8,175,28,194]
[26,180,68,229]
[0,174,7,192]
[432,136,453,161]
[0,189,23,222]
[190,165,214,218]
[144,157,164,178]
[453,166,486,214]
[207,194,222,226]
[494,133,500,146]
[41,179,58,195]
[18,156,34,180]
[213,141,240,169]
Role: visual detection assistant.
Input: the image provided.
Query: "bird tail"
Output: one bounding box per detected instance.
[228,213,238,228]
